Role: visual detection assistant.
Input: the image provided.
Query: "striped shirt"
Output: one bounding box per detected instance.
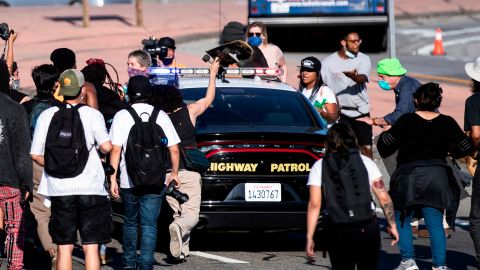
[30,104,110,197]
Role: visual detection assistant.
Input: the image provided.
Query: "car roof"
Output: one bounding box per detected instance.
[178,77,298,92]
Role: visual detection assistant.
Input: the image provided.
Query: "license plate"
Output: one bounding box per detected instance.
[245,183,281,202]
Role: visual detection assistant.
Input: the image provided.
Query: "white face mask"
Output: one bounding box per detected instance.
[344,47,357,59]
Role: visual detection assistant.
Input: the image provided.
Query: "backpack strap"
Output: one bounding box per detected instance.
[126,106,142,123]
[149,107,161,124]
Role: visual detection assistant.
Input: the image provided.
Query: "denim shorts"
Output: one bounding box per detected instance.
[49,195,113,245]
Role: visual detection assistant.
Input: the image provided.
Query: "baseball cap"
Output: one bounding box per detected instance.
[158,37,176,50]
[59,69,84,97]
[128,75,152,99]
[50,48,76,73]
[299,56,321,72]
[377,58,407,76]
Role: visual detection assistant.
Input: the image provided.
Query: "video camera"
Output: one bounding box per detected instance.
[165,180,189,204]
[0,23,11,41]
[142,37,168,62]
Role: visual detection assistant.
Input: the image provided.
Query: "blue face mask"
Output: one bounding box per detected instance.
[378,80,392,91]
[248,36,262,47]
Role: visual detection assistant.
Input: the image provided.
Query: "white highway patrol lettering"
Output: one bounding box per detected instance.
[209,163,259,172]
[271,163,311,172]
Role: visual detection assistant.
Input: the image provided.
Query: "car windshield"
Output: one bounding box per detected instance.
[181,87,315,128]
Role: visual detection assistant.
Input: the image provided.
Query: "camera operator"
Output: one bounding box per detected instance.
[0,23,30,104]
[143,36,185,68]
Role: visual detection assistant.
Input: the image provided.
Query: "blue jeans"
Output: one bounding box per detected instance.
[395,207,446,267]
[121,188,163,270]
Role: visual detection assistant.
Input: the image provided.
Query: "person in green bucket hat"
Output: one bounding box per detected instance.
[357,58,420,128]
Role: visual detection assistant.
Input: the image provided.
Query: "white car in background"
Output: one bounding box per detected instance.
[0,0,131,7]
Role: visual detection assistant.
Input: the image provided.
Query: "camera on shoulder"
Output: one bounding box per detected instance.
[0,23,11,41]
[141,37,168,61]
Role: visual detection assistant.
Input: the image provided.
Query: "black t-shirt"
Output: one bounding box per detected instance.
[378,113,471,164]
[464,92,480,131]
[8,90,28,103]
[95,84,128,128]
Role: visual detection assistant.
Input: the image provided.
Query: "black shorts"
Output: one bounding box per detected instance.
[49,195,113,245]
[338,113,373,146]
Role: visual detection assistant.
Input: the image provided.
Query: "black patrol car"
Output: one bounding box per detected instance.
[178,74,327,230]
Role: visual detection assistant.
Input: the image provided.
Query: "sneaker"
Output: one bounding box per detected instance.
[169,223,182,258]
[432,266,449,270]
[395,259,419,270]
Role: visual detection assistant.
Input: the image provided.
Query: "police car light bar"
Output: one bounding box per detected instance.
[148,67,210,76]
[148,67,283,77]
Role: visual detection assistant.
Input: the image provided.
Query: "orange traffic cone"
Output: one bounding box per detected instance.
[432,28,446,56]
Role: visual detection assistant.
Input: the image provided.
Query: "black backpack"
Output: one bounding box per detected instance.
[44,104,89,178]
[321,149,374,224]
[125,106,168,189]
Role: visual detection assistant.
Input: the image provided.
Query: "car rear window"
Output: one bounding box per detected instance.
[181,87,315,127]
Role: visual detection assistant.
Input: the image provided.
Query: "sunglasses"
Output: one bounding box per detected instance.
[248,32,262,37]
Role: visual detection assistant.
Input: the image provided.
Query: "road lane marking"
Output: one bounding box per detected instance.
[190,251,250,264]
[398,26,480,37]
[416,35,480,56]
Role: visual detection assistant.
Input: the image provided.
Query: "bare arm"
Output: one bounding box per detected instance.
[305,185,321,258]
[31,154,44,167]
[99,141,112,155]
[166,144,180,186]
[188,58,220,124]
[318,103,338,123]
[109,144,122,198]
[371,178,399,246]
[6,30,17,74]
[343,70,368,84]
[83,82,99,109]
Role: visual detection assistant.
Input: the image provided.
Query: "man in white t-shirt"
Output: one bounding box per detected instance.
[298,56,338,127]
[321,32,373,158]
[108,75,181,270]
[31,69,113,270]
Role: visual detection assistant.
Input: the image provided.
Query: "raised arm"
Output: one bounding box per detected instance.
[187,58,220,124]
[6,30,17,74]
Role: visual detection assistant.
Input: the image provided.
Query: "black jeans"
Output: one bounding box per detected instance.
[470,166,480,269]
[326,218,381,270]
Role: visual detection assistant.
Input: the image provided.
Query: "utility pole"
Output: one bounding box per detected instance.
[82,0,90,27]
[136,0,143,27]
[388,0,396,58]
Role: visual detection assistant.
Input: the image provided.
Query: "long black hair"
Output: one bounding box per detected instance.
[325,123,359,157]
[151,84,185,113]
[299,70,324,102]
[81,60,120,93]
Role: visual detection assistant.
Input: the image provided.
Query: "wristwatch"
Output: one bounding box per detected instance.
[372,117,377,126]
